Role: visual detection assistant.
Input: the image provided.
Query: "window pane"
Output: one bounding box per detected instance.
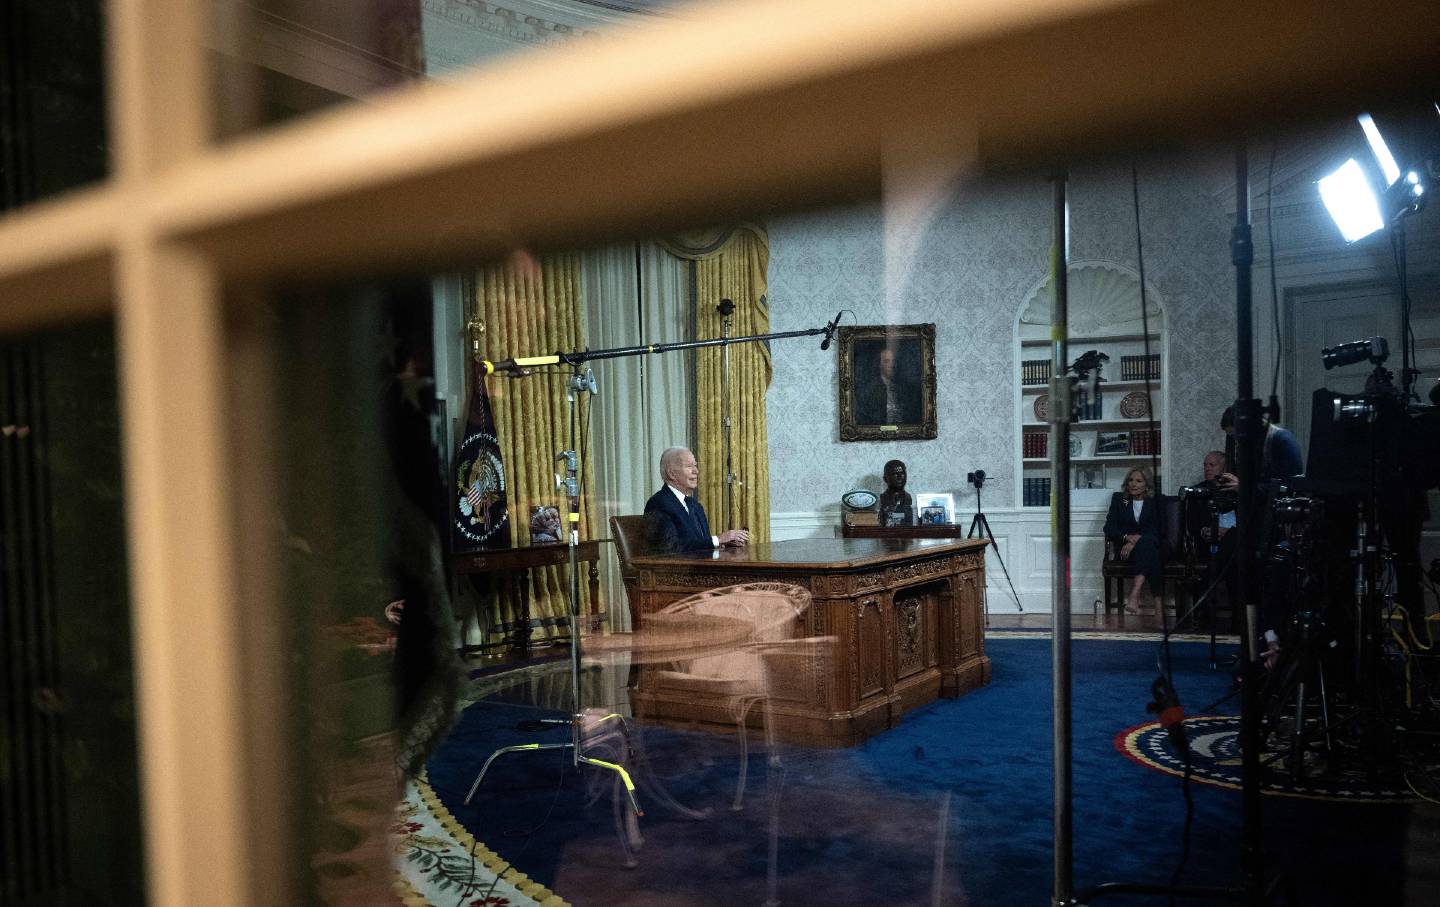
[0,0,109,210]
[1,319,144,906]
[236,108,1440,903]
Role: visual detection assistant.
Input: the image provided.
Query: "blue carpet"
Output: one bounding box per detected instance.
[427,637,1423,905]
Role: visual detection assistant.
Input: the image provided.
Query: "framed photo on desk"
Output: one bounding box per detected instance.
[914,492,955,525]
[837,323,938,441]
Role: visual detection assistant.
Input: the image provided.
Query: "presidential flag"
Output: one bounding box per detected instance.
[452,366,511,552]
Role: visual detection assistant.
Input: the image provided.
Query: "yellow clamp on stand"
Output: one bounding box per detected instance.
[580,757,639,797]
[479,354,562,376]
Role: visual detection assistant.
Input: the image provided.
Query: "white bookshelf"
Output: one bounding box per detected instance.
[1018,333,1165,507]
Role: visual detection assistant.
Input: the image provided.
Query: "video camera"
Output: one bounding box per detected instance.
[1270,494,1322,525]
[1178,480,1237,511]
[1177,480,1238,551]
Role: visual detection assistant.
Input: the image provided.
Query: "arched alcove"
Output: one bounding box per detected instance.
[1015,260,1168,510]
[1019,259,1164,336]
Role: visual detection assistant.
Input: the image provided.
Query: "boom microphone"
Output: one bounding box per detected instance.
[820,311,842,351]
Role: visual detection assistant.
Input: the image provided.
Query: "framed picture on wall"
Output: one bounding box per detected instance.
[836,323,938,441]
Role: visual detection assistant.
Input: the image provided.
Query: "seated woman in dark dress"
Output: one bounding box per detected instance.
[1104,466,1162,615]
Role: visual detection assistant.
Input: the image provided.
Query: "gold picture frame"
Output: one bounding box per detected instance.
[837,323,938,441]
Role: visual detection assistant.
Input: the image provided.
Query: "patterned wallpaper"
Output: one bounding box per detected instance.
[766,157,1238,512]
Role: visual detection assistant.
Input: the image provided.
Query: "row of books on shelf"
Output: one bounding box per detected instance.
[1131,427,1160,454]
[1023,427,1160,458]
[1022,477,1052,507]
[1021,359,1054,386]
[1118,353,1161,380]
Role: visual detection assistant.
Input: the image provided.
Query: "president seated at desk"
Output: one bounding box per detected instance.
[627,536,990,746]
[643,446,749,553]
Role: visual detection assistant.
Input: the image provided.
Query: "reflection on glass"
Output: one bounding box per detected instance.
[243,109,1439,903]
[214,0,685,137]
[7,0,1438,894]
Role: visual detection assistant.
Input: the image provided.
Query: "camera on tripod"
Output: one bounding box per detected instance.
[1270,494,1321,524]
[1177,481,1237,538]
[1178,481,1236,509]
[966,470,987,489]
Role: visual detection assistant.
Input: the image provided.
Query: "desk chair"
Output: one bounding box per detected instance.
[609,514,649,630]
[642,582,811,810]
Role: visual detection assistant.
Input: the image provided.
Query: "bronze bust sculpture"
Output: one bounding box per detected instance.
[878,459,913,526]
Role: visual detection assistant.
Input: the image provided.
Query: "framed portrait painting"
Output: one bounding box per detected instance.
[836,323,938,441]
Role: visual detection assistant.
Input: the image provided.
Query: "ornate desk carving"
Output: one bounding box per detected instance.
[629,537,990,746]
[839,522,969,539]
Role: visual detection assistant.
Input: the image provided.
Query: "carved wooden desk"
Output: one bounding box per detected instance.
[450,541,603,656]
[628,537,990,746]
[839,523,970,539]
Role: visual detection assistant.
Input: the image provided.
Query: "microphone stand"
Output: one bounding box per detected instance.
[1049,171,1076,907]
[463,315,839,833]
[718,298,737,528]
[464,363,645,857]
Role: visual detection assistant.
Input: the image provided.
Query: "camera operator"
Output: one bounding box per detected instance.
[1216,407,1305,666]
[1217,405,1303,489]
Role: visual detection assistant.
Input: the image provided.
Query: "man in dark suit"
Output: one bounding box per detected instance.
[643,447,750,553]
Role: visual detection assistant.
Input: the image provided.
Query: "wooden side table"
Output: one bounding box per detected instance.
[450,541,605,655]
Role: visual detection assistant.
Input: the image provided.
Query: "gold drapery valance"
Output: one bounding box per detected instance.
[657,224,765,261]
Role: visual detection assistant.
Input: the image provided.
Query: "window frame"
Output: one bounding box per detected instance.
[1,0,1438,902]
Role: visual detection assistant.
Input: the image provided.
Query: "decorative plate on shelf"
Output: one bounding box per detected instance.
[841,489,878,511]
[1033,394,1050,422]
[1119,391,1150,419]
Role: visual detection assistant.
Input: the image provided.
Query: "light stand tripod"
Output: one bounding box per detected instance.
[463,365,643,823]
[1070,148,1271,906]
[964,469,1023,620]
[461,312,843,835]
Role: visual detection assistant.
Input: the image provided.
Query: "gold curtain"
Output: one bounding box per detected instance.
[470,252,595,640]
[664,225,772,543]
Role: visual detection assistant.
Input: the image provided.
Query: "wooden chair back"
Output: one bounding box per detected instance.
[609,514,649,628]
